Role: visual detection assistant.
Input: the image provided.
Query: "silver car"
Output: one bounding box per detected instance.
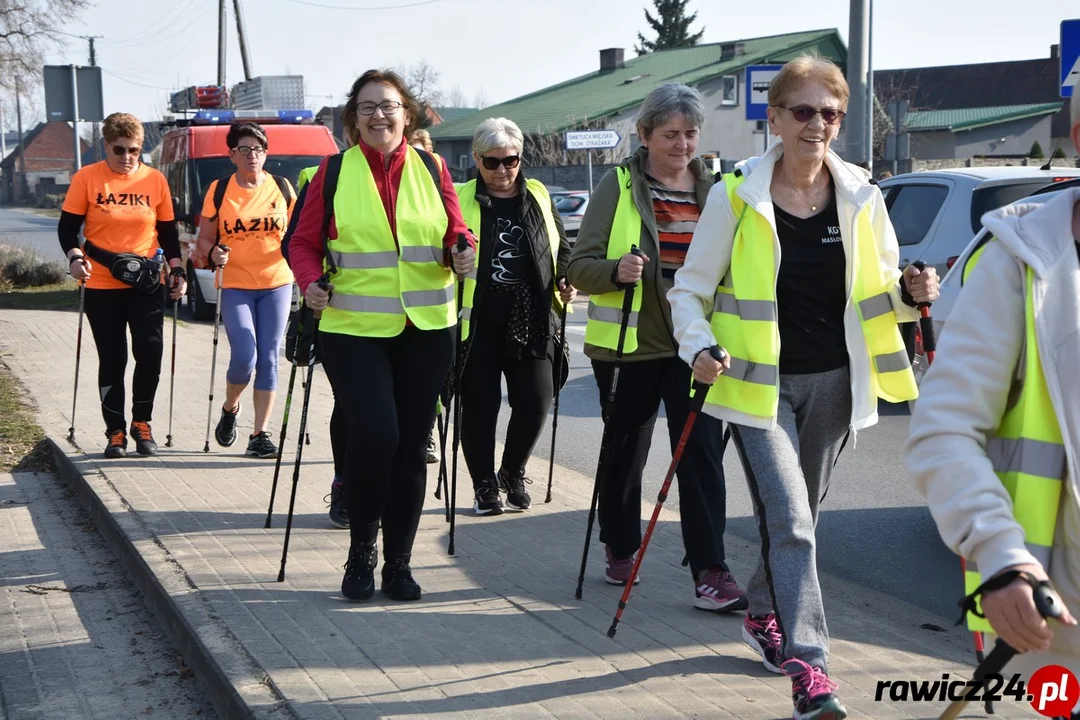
[553,191,589,244]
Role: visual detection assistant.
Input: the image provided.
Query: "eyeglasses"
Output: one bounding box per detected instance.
[111,145,141,157]
[480,155,521,171]
[234,145,267,157]
[775,104,846,125]
[357,101,405,116]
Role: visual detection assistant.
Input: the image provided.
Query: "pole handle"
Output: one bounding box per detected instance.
[910,261,936,354]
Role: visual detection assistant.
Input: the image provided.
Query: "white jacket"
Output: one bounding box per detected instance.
[906,188,1080,643]
[667,143,918,434]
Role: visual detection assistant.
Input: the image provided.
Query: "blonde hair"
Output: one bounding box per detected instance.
[410,128,433,152]
[102,112,144,145]
[768,55,850,110]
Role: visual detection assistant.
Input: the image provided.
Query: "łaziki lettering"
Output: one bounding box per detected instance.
[874,674,1029,703]
[95,192,152,207]
[221,217,285,235]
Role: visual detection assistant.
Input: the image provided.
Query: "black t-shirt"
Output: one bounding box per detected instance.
[774,197,849,374]
[487,195,532,291]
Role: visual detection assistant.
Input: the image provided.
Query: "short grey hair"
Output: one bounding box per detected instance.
[636,83,706,138]
[472,117,524,157]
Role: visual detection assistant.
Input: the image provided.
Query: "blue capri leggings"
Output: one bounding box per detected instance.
[220,285,292,392]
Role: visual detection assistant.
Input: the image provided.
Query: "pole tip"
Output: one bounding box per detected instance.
[607,623,618,638]
[202,443,210,453]
[447,542,455,556]
[276,571,285,582]
[574,587,583,600]
[545,493,552,503]
[165,436,173,447]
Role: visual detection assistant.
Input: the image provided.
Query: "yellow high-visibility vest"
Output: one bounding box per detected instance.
[456,178,564,340]
[960,242,1065,633]
[297,165,319,192]
[703,172,918,422]
[583,166,643,353]
[319,145,455,338]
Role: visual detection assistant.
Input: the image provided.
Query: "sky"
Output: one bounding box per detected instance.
[3,0,1077,128]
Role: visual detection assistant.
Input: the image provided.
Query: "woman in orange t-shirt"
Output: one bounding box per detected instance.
[58,112,187,459]
[192,122,295,459]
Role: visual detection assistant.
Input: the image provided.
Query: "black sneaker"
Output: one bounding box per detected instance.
[381,557,421,601]
[129,421,158,456]
[215,403,240,447]
[499,468,532,511]
[324,479,349,529]
[473,477,504,516]
[426,433,438,464]
[104,429,128,459]
[246,431,277,459]
[341,541,377,601]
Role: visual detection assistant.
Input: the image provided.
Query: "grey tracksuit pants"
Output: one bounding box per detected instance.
[729,366,852,671]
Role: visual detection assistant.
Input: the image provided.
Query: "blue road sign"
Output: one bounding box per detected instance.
[746,64,783,121]
[1061,19,1080,98]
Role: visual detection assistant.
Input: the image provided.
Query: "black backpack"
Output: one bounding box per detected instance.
[210,173,294,220]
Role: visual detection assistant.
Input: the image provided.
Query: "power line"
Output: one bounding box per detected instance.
[285,0,440,9]
[102,69,175,91]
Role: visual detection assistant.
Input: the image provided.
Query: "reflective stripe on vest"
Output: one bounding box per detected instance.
[455,177,562,341]
[960,244,1065,633]
[583,166,643,353]
[320,145,454,338]
[702,173,917,423]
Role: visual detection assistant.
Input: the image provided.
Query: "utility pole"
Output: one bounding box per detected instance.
[846,0,870,166]
[233,0,254,81]
[15,80,26,203]
[83,35,102,163]
[217,0,227,87]
[866,0,874,174]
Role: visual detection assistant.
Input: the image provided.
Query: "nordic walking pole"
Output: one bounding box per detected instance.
[448,232,470,556]
[938,575,1065,720]
[575,245,644,600]
[278,279,326,582]
[436,409,450,521]
[202,247,227,453]
[609,346,725,637]
[546,280,570,504]
[165,274,180,448]
[67,269,87,444]
[264,362,298,528]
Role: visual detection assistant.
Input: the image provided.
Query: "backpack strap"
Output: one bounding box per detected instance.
[321,152,344,275]
[414,148,443,193]
[270,174,294,211]
[211,175,231,220]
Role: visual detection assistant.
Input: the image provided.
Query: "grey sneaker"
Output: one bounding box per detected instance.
[473,477,504,516]
[246,431,277,459]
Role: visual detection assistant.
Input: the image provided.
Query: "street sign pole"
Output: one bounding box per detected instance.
[587,151,593,192]
[70,65,81,173]
[746,64,783,156]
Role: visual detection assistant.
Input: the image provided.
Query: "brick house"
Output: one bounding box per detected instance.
[0,121,89,204]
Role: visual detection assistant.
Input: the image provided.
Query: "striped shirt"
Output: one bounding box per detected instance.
[648,174,701,287]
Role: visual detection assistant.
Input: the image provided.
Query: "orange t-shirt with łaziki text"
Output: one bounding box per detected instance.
[201,175,295,290]
[61,161,175,291]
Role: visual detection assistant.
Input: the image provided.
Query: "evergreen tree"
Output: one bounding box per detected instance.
[1028,141,1045,159]
[1052,146,1067,159]
[635,0,704,55]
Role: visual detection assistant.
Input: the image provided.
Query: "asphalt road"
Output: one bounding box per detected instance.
[0,203,961,625]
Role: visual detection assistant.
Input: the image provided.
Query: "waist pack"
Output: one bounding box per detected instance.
[83,241,164,294]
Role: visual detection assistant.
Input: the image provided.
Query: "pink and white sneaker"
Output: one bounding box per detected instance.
[604,545,640,586]
[742,612,783,674]
[694,566,748,612]
[782,658,847,720]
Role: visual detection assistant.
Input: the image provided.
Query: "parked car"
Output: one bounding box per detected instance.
[554,191,589,243]
[877,166,1080,359]
[158,109,341,320]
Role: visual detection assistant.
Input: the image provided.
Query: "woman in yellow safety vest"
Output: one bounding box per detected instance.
[667,56,939,720]
[455,117,576,515]
[906,96,1080,696]
[567,83,746,614]
[287,69,476,603]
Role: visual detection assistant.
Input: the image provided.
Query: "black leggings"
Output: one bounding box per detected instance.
[319,327,453,556]
[459,299,554,486]
[83,285,165,433]
[591,356,729,578]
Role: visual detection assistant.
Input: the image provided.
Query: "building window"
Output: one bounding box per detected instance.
[721,75,738,106]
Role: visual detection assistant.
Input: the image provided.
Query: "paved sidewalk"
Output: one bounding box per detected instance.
[0,307,1038,719]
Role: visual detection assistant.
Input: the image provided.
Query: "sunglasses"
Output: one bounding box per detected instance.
[234,145,267,157]
[776,105,846,125]
[481,155,521,171]
[111,145,141,157]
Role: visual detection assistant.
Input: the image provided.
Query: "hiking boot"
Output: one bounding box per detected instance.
[782,658,847,720]
[324,478,349,529]
[743,612,784,674]
[341,540,377,601]
[473,477,504,516]
[605,545,640,586]
[215,403,240,447]
[694,566,749,613]
[498,468,532,510]
[104,429,127,459]
[426,433,438,464]
[246,431,277,459]
[381,556,422,601]
[129,422,157,456]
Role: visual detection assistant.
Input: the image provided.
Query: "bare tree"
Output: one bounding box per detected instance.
[403,59,445,129]
[870,71,924,162]
[524,117,628,166]
[472,87,488,110]
[0,0,93,92]
[446,84,468,109]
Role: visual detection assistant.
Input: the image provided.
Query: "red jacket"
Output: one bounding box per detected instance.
[289,138,474,294]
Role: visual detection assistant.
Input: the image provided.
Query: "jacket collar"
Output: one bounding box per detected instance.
[981,186,1080,279]
[474,171,526,208]
[734,141,876,214]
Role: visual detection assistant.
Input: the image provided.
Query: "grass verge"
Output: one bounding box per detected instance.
[0,359,52,473]
[0,281,81,311]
